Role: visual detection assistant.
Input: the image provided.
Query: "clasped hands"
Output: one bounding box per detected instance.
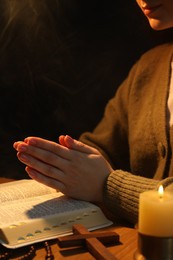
[13,135,113,203]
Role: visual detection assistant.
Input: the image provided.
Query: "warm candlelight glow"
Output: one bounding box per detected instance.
[158,185,164,198]
[139,186,173,237]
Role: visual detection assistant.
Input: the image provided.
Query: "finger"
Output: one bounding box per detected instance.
[63,135,99,154]
[17,151,66,182]
[13,141,23,150]
[59,135,66,146]
[59,135,74,148]
[16,141,71,170]
[25,167,66,193]
[23,137,71,159]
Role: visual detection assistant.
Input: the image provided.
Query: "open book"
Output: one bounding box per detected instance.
[0,179,112,249]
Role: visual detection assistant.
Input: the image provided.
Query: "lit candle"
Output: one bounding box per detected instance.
[138,185,173,237]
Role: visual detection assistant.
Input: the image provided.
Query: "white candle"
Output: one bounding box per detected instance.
[138,186,173,237]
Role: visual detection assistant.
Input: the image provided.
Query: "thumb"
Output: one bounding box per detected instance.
[59,135,98,154]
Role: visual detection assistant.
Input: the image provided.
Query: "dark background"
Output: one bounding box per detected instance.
[0,0,172,179]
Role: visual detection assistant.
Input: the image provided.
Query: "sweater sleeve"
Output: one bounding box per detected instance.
[79,46,173,224]
[103,171,173,224]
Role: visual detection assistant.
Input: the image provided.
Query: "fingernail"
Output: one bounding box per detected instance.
[66,135,73,142]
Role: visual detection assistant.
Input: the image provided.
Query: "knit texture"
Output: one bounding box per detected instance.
[80,43,173,224]
[104,170,159,224]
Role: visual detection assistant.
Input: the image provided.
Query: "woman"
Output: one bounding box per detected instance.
[14,0,173,224]
[1,0,150,179]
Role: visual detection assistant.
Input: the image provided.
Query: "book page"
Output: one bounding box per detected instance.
[0,192,96,226]
[0,180,57,203]
[0,181,113,248]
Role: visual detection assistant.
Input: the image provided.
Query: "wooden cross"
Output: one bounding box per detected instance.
[57,224,119,259]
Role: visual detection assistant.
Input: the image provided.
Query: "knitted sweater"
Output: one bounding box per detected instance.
[80,43,173,224]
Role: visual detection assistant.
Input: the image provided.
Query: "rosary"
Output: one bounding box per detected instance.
[0,245,35,260]
[0,241,54,260]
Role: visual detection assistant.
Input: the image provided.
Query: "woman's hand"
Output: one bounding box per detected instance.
[13,136,113,202]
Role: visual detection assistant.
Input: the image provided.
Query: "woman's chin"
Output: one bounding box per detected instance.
[148,18,173,31]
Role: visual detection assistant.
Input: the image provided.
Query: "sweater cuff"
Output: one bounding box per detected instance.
[103,170,159,224]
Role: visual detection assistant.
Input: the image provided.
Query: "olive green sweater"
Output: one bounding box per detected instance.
[80,43,173,224]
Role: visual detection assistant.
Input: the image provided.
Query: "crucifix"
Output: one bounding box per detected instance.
[57,224,120,259]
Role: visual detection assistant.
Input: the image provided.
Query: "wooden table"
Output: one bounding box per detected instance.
[0,178,138,259]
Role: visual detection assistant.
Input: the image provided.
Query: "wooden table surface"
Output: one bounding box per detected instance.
[0,178,138,259]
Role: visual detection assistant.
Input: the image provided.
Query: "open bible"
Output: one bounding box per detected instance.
[0,179,112,249]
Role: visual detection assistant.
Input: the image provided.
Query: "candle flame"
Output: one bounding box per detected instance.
[158,185,164,198]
